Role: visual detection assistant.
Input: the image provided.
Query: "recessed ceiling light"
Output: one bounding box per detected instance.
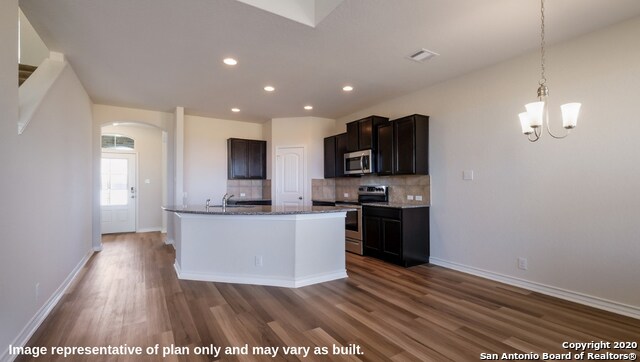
[223,58,238,65]
[231,108,240,112]
[304,105,313,110]
[264,86,275,92]
[342,85,354,92]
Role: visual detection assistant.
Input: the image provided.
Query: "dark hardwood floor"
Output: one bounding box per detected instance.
[17,232,639,361]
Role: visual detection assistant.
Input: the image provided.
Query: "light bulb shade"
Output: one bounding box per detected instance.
[561,102,581,129]
[525,101,545,127]
[518,112,533,135]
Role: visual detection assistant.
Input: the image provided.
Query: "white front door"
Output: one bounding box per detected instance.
[275,147,305,208]
[101,152,136,234]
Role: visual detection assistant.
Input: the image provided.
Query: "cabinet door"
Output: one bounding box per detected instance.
[382,218,402,260]
[228,139,266,179]
[346,121,359,152]
[393,116,416,174]
[358,118,373,150]
[335,133,348,177]
[228,139,249,179]
[247,140,266,179]
[376,123,393,175]
[323,136,336,178]
[363,215,382,255]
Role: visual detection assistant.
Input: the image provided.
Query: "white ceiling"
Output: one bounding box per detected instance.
[20,0,640,123]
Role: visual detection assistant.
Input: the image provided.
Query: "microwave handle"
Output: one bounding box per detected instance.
[359,156,364,172]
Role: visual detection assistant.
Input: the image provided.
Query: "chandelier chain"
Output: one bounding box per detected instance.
[539,0,546,86]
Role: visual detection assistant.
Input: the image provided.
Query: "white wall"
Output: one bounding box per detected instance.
[1,0,94,356]
[184,115,264,205]
[270,117,336,205]
[102,124,164,232]
[337,17,640,313]
[18,8,48,66]
[264,119,273,180]
[0,0,20,356]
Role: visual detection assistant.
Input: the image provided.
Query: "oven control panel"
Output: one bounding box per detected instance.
[357,185,387,195]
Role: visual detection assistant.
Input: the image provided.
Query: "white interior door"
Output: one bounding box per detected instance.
[275,147,305,208]
[101,152,136,234]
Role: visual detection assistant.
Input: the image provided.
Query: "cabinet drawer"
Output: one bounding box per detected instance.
[363,206,401,220]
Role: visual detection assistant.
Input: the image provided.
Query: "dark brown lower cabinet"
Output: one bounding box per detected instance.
[363,205,429,267]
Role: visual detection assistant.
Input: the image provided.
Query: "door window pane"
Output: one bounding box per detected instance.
[102,135,135,150]
[101,158,129,206]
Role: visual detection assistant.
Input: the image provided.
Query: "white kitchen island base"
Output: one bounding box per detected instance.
[172,210,348,288]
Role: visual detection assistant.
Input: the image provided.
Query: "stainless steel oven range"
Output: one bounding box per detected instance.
[336,185,388,255]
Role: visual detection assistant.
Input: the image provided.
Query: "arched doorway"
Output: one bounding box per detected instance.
[100,122,166,235]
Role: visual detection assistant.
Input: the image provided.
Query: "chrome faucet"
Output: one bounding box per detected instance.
[222,193,234,208]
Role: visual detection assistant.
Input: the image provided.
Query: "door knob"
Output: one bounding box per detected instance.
[298,196,303,200]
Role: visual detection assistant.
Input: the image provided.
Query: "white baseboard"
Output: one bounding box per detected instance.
[1,249,94,362]
[430,257,640,320]
[136,227,162,233]
[174,262,347,288]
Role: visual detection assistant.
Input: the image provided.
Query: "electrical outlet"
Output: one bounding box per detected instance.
[255,256,263,267]
[517,257,528,270]
[407,195,414,200]
[415,195,423,201]
[240,193,246,197]
[344,193,349,198]
[35,283,40,301]
[463,170,474,181]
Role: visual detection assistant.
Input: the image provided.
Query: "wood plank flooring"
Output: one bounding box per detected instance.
[16,232,639,361]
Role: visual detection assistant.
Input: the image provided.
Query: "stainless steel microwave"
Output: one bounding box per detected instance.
[344,149,373,175]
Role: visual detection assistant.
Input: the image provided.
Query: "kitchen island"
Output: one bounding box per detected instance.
[162,205,352,288]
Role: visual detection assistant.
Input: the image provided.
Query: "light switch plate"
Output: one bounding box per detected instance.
[344,193,349,198]
[463,170,474,180]
[144,179,151,184]
[240,193,246,197]
[407,195,414,200]
[416,195,423,201]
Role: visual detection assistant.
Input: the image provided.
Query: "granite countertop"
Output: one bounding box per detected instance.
[312,199,430,209]
[162,205,355,215]
[363,202,430,209]
[228,198,272,202]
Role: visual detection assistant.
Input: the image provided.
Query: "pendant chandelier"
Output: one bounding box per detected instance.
[518,0,581,142]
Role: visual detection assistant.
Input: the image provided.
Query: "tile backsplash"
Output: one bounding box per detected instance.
[227,179,272,200]
[311,179,336,201]
[313,175,430,205]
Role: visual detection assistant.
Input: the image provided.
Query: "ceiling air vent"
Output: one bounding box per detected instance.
[407,48,439,62]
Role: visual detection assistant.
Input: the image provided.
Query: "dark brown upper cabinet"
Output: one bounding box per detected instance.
[346,116,389,152]
[227,138,266,179]
[323,133,348,178]
[392,114,429,175]
[376,122,394,176]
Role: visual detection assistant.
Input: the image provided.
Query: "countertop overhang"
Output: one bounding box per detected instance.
[162,205,355,215]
